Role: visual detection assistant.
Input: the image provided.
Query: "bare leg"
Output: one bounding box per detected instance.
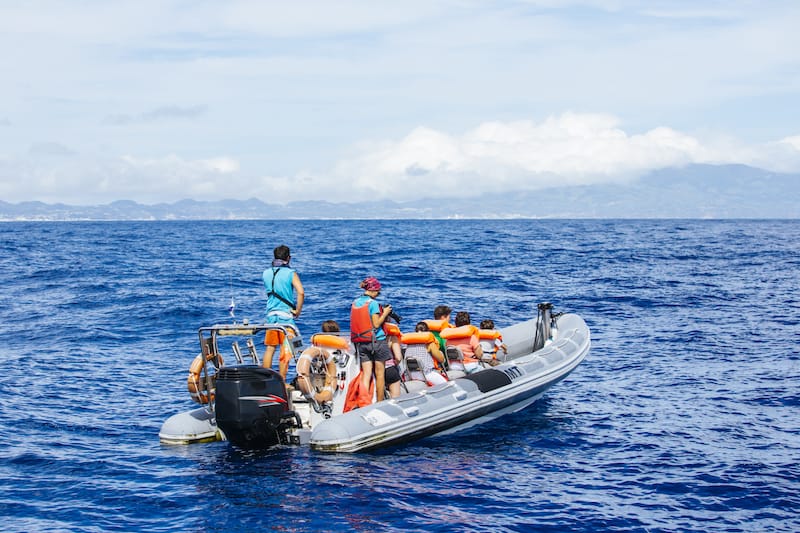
[360,360,373,390]
[279,353,290,379]
[297,374,312,396]
[387,339,403,398]
[374,360,386,402]
[358,359,374,406]
[389,337,402,360]
[262,345,277,369]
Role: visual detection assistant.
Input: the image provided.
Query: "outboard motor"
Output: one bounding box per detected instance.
[533,302,554,352]
[215,365,301,448]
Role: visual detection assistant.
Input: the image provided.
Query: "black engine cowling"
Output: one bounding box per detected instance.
[215,365,300,448]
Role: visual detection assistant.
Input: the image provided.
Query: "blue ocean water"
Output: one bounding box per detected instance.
[0,219,798,532]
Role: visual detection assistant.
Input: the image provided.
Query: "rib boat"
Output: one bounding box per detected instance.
[159,303,590,452]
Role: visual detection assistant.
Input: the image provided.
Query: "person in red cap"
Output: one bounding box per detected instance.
[349,277,394,404]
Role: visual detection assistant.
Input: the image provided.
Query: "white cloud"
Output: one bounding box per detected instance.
[1,2,800,206]
[200,157,240,174]
[780,136,800,151]
[2,112,800,205]
[331,113,725,201]
[0,153,244,205]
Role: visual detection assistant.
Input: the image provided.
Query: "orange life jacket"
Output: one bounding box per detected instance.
[440,324,479,341]
[311,334,350,351]
[343,370,375,412]
[401,331,445,371]
[441,325,480,361]
[383,322,401,338]
[400,331,436,345]
[350,300,376,343]
[478,329,502,341]
[424,319,452,332]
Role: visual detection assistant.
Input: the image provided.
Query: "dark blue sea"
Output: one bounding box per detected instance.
[0,219,798,532]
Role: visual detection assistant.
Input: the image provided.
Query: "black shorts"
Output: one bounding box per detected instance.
[384,365,401,385]
[355,340,392,364]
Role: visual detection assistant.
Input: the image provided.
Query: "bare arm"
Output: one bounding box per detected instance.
[371,304,392,329]
[429,342,444,363]
[472,335,483,358]
[292,273,304,316]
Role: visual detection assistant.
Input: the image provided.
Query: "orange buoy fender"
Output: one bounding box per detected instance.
[296,346,339,402]
[187,353,224,404]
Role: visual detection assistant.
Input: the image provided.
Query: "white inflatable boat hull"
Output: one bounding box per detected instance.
[159,311,590,452]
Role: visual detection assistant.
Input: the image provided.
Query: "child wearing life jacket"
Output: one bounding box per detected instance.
[442,311,483,374]
[403,322,447,386]
[426,305,453,356]
[478,319,508,365]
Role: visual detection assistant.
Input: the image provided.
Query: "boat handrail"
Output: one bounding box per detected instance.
[196,323,304,369]
[199,323,300,336]
[390,390,428,403]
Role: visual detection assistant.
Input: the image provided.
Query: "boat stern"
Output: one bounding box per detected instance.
[159,407,221,445]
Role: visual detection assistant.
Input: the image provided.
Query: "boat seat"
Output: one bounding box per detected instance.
[446,345,463,359]
[402,357,430,388]
[444,346,468,378]
[403,380,428,393]
[405,356,423,373]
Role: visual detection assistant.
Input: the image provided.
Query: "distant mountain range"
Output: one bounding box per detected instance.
[1,164,797,220]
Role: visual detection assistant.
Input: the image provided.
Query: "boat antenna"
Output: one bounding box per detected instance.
[228,273,236,323]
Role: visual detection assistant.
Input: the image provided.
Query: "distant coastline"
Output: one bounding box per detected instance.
[2,164,798,220]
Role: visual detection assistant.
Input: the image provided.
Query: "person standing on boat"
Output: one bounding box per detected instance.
[350,277,394,404]
[262,244,304,378]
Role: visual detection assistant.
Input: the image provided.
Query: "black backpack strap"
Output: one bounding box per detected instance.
[268,267,296,309]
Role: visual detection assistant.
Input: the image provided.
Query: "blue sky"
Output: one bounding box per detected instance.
[1,1,799,205]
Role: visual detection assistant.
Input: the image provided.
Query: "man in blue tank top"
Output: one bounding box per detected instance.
[262,244,305,378]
